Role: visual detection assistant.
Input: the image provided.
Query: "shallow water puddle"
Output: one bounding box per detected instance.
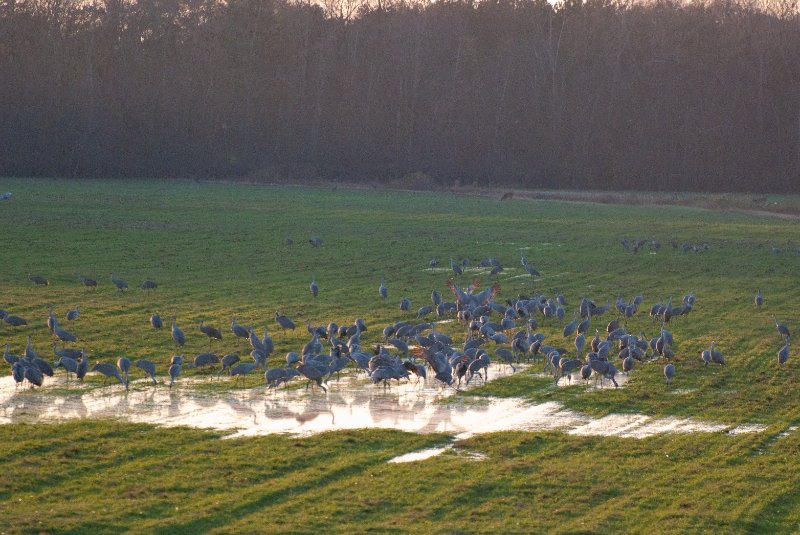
[0,366,765,441]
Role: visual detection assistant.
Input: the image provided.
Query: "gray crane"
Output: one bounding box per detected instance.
[249,328,266,352]
[622,347,635,375]
[30,355,54,378]
[53,321,77,344]
[168,361,182,387]
[25,362,44,387]
[150,313,163,329]
[192,352,220,370]
[297,362,328,392]
[25,336,38,359]
[664,363,676,385]
[4,344,20,365]
[110,273,128,291]
[66,306,80,321]
[52,342,82,361]
[707,341,725,365]
[755,289,763,307]
[47,308,56,333]
[231,317,249,344]
[310,277,319,297]
[12,361,25,386]
[92,362,128,389]
[557,358,583,384]
[580,364,592,382]
[76,352,89,381]
[265,367,300,389]
[218,353,240,377]
[76,273,97,288]
[28,273,49,285]
[4,314,28,328]
[229,362,258,382]
[563,316,578,338]
[773,316,790,340]
[171,317,185,346]
[275,312,296,334]
[575,333,586,354]
[55,355,79,379]
[135,359,158,384]
[379,279,388,299]
[117,357,131,384]
[779,341,790,365]
[250,349,267,369]
[199,320,223,342]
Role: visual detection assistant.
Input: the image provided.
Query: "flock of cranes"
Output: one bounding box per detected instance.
[2,258,793,394]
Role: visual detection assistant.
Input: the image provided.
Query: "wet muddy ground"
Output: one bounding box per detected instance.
[0,364,766,443]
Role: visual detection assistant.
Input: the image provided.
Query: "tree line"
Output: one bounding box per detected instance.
[2,0,799,192]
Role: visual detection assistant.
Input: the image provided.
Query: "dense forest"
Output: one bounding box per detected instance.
[1,0,799,192]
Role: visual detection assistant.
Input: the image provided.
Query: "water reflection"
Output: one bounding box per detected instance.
[0,366,767,440]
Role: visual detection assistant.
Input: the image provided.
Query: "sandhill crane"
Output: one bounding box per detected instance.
[66,306,80,321]
[563,316,578,338]
[664,363,675,385]
[150,313,163,329]
[379,279,388,299]
[53,321,77,344]
[76,273,97,287]
[24,336,38,360]
[755,289,763,307]
[55,356,79,380]
[76,352,89,381]
[773,316,790,340]
[779,341,790,365]
[11,361,25,387]
[168,361,182,387]
[310,277,319,297]
[192,352,220,370]
[275,312,296,334]
[575,333,586,354]
[140,280,157,290]
[249,328,266,353]
[400,297,411,312]
[231,317,249,345]
[117,357,131,384]
[297,363,328,392]
[110,273,128,291]
[28,273,49,285]
[219,353,241,377]
[266,367,300,389]
[52,342,82,361]
[135,359,157,384]
[309,236,323,247]
[4,314,28,328]
[450,258,462,276]
[230,362,259,383]
[171,317,185,346]
[199,320,223,342]
[92,363,128,389]
[25,363,44,387]
[4,344,20,366]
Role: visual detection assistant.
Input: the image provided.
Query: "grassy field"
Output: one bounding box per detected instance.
[1,177,799,532]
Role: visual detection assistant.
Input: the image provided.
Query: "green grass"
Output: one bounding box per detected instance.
[2,421,800,533]
[1,177,799,531]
